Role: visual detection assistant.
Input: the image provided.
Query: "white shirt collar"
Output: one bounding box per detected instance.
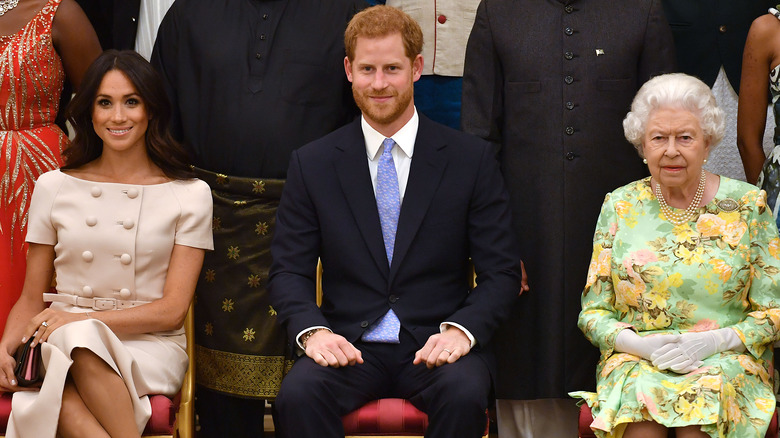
[362,109,418,160]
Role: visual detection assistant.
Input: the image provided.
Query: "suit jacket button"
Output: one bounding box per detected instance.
[389,295,398,303]
[361,321,369,328]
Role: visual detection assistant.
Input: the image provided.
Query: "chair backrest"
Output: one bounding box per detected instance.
[176,300,196,438]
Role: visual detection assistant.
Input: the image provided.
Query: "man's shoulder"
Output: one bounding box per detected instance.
[417,115,495,154]
[295,119,362,157]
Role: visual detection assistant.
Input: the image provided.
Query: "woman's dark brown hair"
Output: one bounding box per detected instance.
[63,50,193,179]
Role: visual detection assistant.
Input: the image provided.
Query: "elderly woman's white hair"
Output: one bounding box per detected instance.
[623,73,725,157]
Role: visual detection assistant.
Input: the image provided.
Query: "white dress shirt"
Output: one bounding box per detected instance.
[362,110,417,201]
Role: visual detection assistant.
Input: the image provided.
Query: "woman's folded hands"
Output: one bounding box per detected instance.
[614,329,680,361]
[614,327,746,374]
[650,328,746,374]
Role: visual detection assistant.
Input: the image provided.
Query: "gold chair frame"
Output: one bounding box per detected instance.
[147,300,195,438]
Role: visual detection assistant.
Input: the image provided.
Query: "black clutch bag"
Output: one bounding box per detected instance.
[13,337,43,387]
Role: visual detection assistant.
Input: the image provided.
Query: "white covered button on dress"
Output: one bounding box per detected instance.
[82,251,93,262]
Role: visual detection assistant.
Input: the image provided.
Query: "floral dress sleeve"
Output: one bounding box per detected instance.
[730,189,780,359]
[578,192,631,359]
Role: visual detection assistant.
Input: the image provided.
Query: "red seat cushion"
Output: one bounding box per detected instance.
[0,392,178,435]
[142,393,180,435]
[342,398,428,435]
[0,393,11,432]
[579,404,779,438]
[578,404,596,438]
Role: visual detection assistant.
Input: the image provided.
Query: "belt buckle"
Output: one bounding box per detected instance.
[92,298,116,310]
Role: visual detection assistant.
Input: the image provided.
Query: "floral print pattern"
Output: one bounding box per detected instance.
[571,177,780,438]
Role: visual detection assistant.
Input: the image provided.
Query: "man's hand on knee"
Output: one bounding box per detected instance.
[413,327,471,369]
[305,331,364,368]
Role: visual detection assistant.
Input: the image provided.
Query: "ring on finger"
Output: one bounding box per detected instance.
[443,348,452,354]
[41,321,49,328]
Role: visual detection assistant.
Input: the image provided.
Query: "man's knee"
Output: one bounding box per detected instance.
[438,377,488,409]
[427,359,490,411]
[275,360,334,413]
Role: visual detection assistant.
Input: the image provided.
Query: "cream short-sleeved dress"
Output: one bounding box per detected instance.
[7,170,213,438]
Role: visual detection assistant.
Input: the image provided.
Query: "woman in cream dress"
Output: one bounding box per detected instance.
[0,50,212,438]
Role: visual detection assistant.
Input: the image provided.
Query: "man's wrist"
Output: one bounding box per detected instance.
[301,327,331,349]
[440,322,476,348]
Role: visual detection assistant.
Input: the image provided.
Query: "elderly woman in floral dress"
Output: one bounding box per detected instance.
[571,73,780,438]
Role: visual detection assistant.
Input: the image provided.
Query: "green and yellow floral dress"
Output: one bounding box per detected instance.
[571,176,780,438]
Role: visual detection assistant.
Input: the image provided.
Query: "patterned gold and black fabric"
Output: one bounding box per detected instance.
[192,168,293,399]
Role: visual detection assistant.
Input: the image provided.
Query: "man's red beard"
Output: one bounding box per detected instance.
[352,84,413,126]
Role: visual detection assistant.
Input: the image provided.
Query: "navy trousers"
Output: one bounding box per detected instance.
[273,328,490,438]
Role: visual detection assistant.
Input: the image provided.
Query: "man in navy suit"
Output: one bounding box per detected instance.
[268,6,522,437]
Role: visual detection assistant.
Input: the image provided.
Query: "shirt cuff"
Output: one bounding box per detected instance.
[295,326,332,350]
[440,322,476,348]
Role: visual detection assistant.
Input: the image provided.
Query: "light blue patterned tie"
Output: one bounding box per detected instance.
[362,138,401,343]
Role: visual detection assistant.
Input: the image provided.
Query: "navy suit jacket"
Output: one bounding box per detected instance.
[269,115,522,358]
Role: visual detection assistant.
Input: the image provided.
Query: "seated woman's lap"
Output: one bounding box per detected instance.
[593,351,774,432]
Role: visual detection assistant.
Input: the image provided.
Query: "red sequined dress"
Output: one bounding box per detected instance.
[0,0,67,336]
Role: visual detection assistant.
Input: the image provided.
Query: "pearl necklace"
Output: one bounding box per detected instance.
[654,170,706,226]
[0,0,19,16]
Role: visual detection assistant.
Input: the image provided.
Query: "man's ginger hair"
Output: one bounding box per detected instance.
[344,5,423,63]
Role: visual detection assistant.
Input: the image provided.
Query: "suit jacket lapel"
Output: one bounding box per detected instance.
[390,118,448,280]
[335,121,389,276]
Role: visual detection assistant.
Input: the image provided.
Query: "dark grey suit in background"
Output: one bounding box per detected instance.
[461,0,675,434]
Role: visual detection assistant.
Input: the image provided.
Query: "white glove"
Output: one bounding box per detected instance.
[651,328,745,374]
[614,329,680,361]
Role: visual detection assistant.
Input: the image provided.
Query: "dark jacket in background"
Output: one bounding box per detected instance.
[76,0,139,50]
[661,0,774,92]
[151,0,362,179]
[461,0,676,400]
